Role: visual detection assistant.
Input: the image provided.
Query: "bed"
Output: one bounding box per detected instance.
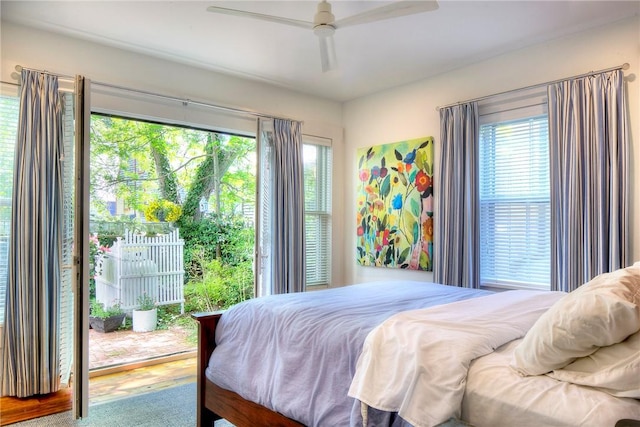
[193,266,640,427]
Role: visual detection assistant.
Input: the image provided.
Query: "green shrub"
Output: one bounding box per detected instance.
[184,257,254,312]
[179,214,254,281]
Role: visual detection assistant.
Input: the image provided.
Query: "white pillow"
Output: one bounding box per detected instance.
[546,330,640,398]
[511,264,640,376]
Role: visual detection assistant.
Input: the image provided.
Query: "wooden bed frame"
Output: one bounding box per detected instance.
[192,312,304,427]
[192,312,640,427]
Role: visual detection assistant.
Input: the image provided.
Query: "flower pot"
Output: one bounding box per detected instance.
[89,313,125,333]
[132,308,157,332]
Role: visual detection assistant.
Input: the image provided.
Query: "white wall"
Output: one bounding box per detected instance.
[343,16,640,285]
[1,22,343,133]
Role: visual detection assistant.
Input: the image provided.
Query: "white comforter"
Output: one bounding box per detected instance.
[348,290,565,427]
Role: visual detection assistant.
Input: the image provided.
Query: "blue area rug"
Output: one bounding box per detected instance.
[10,382,467,427]
[11,383,202,426]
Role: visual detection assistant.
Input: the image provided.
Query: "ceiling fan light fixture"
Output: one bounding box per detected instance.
[313,23,335,37]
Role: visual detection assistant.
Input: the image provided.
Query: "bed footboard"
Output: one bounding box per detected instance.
[204,380,304,426]
[192,311,304,427]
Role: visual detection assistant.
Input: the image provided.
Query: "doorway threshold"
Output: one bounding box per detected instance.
[89,353,197,405]
[90,350,196,378]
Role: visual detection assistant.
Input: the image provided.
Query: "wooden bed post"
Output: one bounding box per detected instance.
[192,311,224,427]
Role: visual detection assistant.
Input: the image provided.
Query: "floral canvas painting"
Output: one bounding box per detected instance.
[356,137,434,270]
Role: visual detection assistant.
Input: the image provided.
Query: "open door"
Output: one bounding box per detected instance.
[0,72,89,414]
[73,76,91,419]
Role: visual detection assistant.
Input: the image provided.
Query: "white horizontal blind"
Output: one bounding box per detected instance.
[303,142,332,287]
[0,91,19,324]
[256,120,273,297]
[479,115,550,289]
[59,92,75,386]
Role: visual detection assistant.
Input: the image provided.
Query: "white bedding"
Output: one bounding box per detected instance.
[463,339,640,427]
[206,280,491,427]
[348,290,565,427]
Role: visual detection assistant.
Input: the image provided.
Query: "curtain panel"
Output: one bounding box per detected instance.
[434,102,480,288]
[256,118,306,296]
[548,69,629,292]
[271,119,306,294]
[1,70,64,397]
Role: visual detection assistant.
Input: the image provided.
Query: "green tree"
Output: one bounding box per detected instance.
[179,133,254,223]
[90,115,255,223]
[91,116,167,216]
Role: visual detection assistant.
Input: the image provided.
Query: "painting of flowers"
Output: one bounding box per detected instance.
[356,137,433,270]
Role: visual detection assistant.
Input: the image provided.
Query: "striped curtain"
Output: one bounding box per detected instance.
[548,69,629,292]
[256,118,306,296]
[271,119,306,294]
[434,102,480,288]
[1,70,64,397]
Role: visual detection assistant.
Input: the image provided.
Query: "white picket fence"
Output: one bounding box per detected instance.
[94,229,185,313]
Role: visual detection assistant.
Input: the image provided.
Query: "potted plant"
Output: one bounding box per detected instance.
[89,300,125,333]
[132,293,157,332]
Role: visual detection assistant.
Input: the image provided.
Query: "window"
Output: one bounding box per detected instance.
[0,90,19,323]
[479,91,550,290]
[303,141,332,287]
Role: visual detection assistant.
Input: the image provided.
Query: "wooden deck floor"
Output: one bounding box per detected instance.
[0,356,196,426]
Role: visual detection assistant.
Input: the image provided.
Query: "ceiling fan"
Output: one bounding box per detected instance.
[206,1,439,72]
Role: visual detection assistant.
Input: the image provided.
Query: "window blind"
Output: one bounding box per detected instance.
[59,92,75,386]
[0,92,19,324]
[256,120,273,297]
[479,115,550,289]
[303,142,332,287]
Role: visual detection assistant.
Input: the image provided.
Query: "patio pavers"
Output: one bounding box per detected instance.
[89,326,196,370]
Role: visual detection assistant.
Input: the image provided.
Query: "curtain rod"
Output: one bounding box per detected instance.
[435,62,630,111]
[3,70,74,93]
[12,64,301,123]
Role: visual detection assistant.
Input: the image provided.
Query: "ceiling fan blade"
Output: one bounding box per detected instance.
[206,6,313,30]
[334,0,439,29]
[318,34,338,73]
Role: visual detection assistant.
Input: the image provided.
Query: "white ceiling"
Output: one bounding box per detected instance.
[2,1,638,102]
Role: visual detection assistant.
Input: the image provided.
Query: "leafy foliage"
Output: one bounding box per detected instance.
[90,299,124,319]
[90,114,255,224]
[184,257,254,312]
[180,213,255,312]
[180,214,254,280]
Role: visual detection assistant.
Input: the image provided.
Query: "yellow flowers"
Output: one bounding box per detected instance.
[144,199,182,222]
